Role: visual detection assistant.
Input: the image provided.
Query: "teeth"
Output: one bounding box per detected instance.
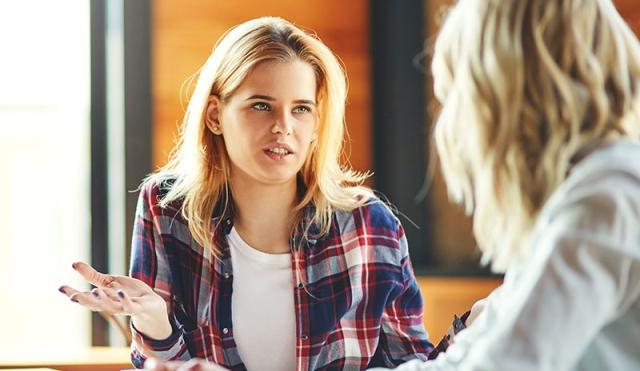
[268,148,288,155]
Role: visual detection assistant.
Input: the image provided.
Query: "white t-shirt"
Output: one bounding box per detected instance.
[227,227,296,371]
[380,140,640,371]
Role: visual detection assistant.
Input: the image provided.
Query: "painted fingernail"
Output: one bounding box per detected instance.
[72,262,78,269]
[117,291,125,299]
[70,298,79,303]
[58,286,66,294]
[91,289,100,298]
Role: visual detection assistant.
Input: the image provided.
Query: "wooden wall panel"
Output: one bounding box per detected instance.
[151,1,371,174]
[418,277,502,341]
[617,0,640,35]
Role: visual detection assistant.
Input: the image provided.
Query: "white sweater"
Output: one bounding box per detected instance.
[384,140,640,371]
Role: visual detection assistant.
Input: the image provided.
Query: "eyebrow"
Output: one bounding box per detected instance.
[246,95,316,105]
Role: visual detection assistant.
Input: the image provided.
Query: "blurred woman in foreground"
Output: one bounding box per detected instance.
[382,0,640,369]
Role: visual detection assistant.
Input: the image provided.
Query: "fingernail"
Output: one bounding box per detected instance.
[70,298,79,303]
[58,286,66,294]
[72,262,78,270]
[117,291,125,299]
[91,289,100,298]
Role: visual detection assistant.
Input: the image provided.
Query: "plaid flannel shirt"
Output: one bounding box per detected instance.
[129,180,433,370]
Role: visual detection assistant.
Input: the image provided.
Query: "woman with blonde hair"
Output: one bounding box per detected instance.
[380,0,640,370]
[58,17,432,370]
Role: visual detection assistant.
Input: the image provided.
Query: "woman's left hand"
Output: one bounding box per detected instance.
[143,358,229,371]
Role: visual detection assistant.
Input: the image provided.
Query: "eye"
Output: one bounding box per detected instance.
[292,105,312,114]
[251,102,271,111]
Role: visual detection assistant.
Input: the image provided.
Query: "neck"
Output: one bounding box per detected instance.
[230,176,298,254]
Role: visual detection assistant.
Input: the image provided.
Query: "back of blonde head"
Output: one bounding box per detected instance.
[432,0,640,272]
[149,17,371,256]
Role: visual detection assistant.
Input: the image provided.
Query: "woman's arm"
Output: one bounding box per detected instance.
[128,182,192,368]
[375,223,433,366]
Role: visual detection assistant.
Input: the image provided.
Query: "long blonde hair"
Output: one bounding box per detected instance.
[432,0,640,272]
[149,17,371,256]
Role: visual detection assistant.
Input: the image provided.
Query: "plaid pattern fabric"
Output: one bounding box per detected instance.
[129,180,433,370]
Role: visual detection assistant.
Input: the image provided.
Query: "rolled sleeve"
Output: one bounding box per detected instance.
[130,314,190,368]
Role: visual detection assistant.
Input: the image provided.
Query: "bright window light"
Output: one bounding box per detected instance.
[0,0,91,358]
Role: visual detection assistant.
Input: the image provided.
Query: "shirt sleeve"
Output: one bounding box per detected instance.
[376,222,433,366]
[128,182,192,368]
[374,175,640,371]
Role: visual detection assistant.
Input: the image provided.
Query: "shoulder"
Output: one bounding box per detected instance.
[333,195,401,233]
[137,176,182,218]
[537,141,640,251]
[330,196,409,261]
[323,197,412,279]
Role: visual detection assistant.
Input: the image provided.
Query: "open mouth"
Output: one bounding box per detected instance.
[263,147,294,160]
[263,143,294,159]
[266,147,291,156]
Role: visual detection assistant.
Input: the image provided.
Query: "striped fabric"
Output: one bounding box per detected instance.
[129,180,433,370]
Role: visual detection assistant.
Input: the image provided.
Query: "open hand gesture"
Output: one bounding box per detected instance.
[58,261,172,340]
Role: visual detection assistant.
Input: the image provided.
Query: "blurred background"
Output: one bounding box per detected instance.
[1,0,638,369]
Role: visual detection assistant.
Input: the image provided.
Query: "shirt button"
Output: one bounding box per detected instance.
[297,283,304,289]
[301,334,309,340]
[222,328,229,335]
[224,272,231,279]
[225,219,232,225]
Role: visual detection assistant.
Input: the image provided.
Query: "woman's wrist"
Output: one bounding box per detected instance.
[132,312,173,340]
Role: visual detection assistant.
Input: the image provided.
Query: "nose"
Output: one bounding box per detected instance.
[271,111,293,136]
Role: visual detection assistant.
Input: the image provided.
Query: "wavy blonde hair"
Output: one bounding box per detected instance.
[432,0,640,272]
[149,17,371,256]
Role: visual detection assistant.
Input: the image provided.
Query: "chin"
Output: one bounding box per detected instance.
[257,171,299,185]
[263,176,297,185]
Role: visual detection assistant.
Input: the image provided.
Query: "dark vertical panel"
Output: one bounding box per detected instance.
[370,0,432,265]
[123,0,152,272]
[90,0,110,346]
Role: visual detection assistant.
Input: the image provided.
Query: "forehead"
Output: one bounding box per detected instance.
[234,59,317,99]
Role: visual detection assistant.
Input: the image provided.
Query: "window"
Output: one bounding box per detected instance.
[0,0,91,356]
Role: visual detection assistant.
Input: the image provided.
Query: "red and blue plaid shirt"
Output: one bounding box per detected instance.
[129,180,433,370]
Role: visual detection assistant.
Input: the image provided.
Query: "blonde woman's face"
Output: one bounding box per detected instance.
[211,59,318,188]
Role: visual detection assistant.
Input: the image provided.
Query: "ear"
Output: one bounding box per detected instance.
[205,95,223,135]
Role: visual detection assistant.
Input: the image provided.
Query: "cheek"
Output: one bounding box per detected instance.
[302,113,318,134]
[220,129,252,165]
[297,121,317,150]
[222,113,263,145]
